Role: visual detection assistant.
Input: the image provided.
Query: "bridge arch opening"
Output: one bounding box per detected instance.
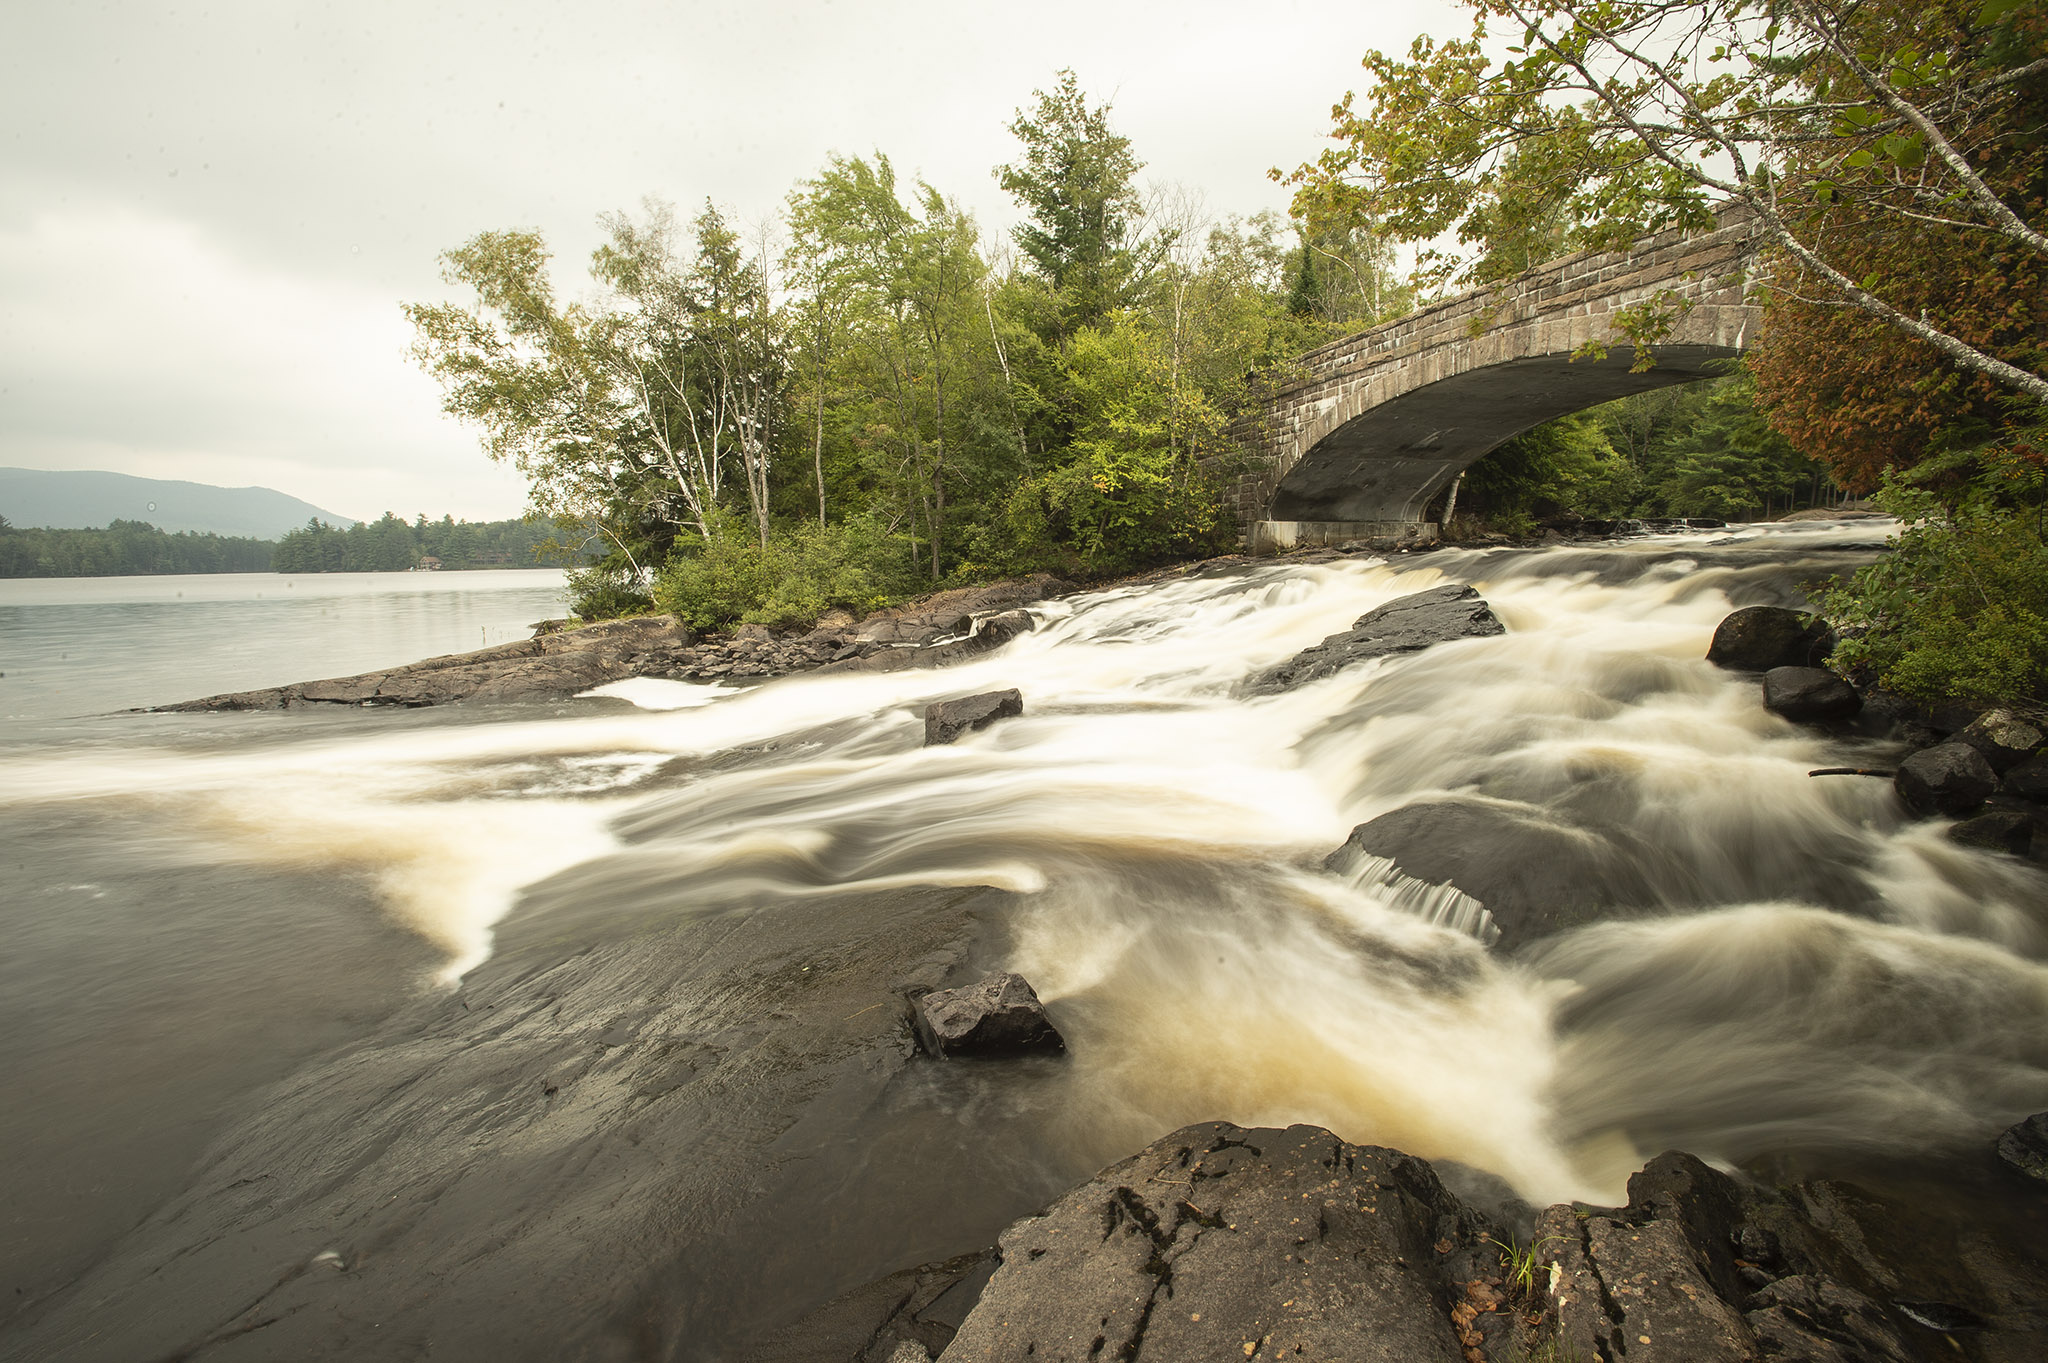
[1266,344,1743,527]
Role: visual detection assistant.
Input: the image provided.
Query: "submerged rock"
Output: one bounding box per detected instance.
[1948,807,2041,858]
[1326,799,1660,951]
[1895,743,1999,817]
[2004,753,2048,803]
[1998,1112,2048,1183]
[743,1249,997,1363]
[1763,665,1862,723]
[1706,606,1834,671]
[923,690,1024,746]
[912,973,1063,1058]
[1242,584,1504,696]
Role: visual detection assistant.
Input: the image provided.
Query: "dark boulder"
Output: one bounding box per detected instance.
[972,609,1035,648]
[1948,808,2040,858]
[1930,699,1985,735]
[1895,743,1999,818]
[1539,1150,1918,1363]
[1706,606,1835,671]
[923,689,1023,746]
[1762,666,1862,723]
[1998,1112,2048,1183]
[1243,584,1504,696]
[1954,709,2046,772]
[1327,799,1661,951]
[912,973,1063,1058]
[2004,753,2048,803]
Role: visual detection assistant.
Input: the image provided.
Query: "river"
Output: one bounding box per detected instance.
[1,528,2043,1361]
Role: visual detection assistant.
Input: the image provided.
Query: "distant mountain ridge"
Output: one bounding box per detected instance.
[0,468,357,540]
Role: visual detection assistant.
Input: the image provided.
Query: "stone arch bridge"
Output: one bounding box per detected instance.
[1229,206,1764,551]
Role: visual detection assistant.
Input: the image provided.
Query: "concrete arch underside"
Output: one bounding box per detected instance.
[1269,343,1742,527]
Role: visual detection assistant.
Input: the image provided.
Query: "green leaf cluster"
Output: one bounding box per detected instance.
[1822,451,2048,707]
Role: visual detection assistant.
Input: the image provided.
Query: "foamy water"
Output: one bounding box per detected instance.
[5,522,2042,1206]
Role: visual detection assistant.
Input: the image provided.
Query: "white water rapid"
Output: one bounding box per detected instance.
[7,523,2044,1215]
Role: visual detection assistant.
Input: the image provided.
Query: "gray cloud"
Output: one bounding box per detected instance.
[1,0,1461,521]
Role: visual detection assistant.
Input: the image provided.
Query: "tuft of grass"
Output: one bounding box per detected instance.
[1485,1233,1564,1297]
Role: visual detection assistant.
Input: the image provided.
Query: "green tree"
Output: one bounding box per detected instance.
[786,154,1016,581]
[997,70,1164,339]
[405,204,789,582]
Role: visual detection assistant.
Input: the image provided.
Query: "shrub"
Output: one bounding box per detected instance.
[565,565,653,620]
[653,515,916,631]
[1822,455,2048,709]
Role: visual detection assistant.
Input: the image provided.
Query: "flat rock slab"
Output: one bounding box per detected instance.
[913,973,1063,1058]
[1242,584,1504,696]
[1706,606,1835,671]
[924,690,1024,746]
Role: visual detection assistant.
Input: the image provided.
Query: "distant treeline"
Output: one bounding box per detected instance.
[270,513,566,572]
[0,512,573,577]
[0,517,274,576]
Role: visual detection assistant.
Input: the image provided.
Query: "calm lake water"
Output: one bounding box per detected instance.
[0,569,569,727]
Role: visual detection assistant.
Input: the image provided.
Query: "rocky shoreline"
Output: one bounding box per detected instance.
[149,574,1072,712]
[147,513,1885,715]
[762,1117,2048,1363]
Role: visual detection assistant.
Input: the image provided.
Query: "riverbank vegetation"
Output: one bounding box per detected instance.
[411,6,2044,706]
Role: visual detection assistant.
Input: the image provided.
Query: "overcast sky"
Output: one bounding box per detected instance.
[1,0,1464,523]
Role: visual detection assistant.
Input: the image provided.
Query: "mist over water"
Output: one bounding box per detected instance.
[5,521,2045,1250]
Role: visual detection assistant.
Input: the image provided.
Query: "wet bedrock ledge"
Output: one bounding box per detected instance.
[767,1119,2048,1363]
[148,575,1071,712]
